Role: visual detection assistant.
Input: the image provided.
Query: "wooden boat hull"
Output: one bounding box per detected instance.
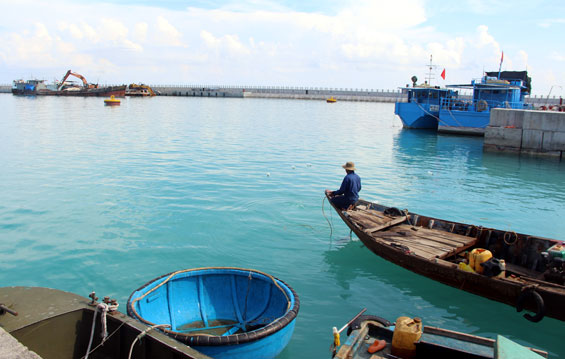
[127,267,299,359]
[326,193,565,322]
[0,286,210,359]
[334,314,547,358]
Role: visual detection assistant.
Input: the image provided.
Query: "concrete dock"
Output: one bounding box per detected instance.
[0,327,42,359]
[485,108,565,158]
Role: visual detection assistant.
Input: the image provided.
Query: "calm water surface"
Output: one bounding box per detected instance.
[0,95,564,358]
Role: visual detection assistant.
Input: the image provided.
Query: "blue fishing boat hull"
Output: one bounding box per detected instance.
[437,108,490,135]
[127,267,299,359]
[395,102,439,129]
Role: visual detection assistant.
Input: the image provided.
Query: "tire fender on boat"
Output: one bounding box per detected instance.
[516,287,545,322]
[477,100,488,112]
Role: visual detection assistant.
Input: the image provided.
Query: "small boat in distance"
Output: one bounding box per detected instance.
[126,83,156,96]
[104,95,121,106]
[127,267,299,359]
[327,96,337,103]
[332,312,547,358]
[326,192,565,322]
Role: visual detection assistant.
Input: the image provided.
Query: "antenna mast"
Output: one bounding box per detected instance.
[425,55,437,86]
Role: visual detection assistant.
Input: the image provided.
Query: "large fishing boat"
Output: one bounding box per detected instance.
[12,70,126,97]
[326,192,565,323]
[395,83,457,129]
[395,56,458,129]
[438,71,532,135]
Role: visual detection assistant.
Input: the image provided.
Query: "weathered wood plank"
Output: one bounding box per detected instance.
[364,216,407,234]
[376,237,447,258]
[407,226,476,245]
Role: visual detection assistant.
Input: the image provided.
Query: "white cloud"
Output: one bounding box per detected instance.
[155,16,184,47]
[0,0,560,93]
[134,22,148,43]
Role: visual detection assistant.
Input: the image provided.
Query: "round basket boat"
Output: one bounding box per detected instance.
[127,267,299,359]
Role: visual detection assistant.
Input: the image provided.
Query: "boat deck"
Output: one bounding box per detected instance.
[346,208,476,260]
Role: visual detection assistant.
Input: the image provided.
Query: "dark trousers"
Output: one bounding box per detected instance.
[331,196,356,210]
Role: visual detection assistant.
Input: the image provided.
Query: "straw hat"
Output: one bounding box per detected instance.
[342,161,356,171]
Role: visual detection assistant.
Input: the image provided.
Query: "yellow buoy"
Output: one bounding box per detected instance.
[104,95,121,106]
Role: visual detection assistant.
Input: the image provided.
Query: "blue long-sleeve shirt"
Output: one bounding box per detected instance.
[333,172,361,202]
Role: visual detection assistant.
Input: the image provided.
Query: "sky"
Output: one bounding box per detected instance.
[1,0,564,97]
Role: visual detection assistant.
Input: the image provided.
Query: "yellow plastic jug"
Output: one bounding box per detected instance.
[469,248,492,274]
[391,316,422,358]
[458,262,475,272]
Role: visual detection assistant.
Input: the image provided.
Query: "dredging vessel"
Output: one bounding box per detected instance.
[12,70,126,97]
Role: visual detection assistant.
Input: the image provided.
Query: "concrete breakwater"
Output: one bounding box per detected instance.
[151,85,402,102]
[1,83,563,106]
[485,108,565,158]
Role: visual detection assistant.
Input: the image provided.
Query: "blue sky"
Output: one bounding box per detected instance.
[1,0,564,96]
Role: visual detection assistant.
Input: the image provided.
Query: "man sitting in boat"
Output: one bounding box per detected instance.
[325,162,361,210]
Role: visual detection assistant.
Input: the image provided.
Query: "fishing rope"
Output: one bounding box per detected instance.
[127,324,171,359]
[322,195,334,237]
[83,301,119,359]
[243,271,253,324]
[415,102,451,126]
[504,231,519,245]
[84,307,98,359]
[80,321,126,359]
[99,303,109,340]
[130,267,292,336]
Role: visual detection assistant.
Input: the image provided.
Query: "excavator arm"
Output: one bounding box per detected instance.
[58,70,98,90]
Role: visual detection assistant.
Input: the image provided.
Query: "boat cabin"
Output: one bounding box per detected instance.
[403,86,457,111]
[443,71,531,112]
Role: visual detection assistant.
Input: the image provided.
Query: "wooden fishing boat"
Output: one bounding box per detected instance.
[332,312,548,358]
[326,193,565,322]
[0,286,210,359]
[127,267,299,359]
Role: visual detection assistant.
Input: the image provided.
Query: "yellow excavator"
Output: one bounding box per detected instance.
[126,83,156,96]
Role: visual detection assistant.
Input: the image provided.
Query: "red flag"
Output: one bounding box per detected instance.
[441,68,446,80]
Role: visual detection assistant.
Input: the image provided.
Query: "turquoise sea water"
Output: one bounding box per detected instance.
[0,94,564,358]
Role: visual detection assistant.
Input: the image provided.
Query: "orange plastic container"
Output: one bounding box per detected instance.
[469,248,492,274]
[391,317,422,358]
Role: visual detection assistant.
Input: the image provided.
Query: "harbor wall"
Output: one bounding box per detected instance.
[485,108,565,158]
[1,83,563,105]
[150,85,403,102]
